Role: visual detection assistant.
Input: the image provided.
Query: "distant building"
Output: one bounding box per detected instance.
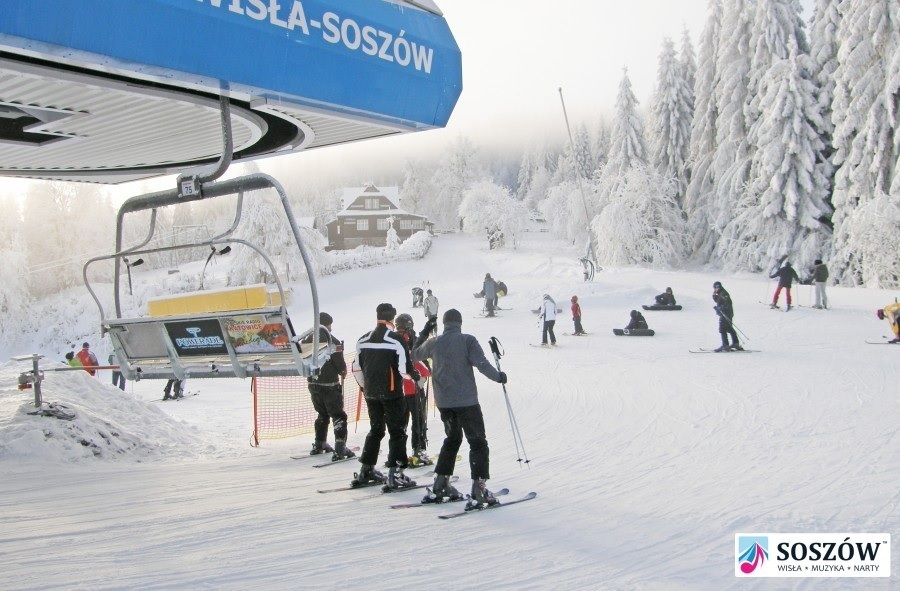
[325,184,432,250]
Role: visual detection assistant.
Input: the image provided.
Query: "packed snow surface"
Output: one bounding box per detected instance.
[1,233,897,590]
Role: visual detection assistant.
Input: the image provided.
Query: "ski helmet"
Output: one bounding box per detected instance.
[395,313,414,331]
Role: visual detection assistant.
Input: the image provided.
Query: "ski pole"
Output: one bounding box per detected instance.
[488,337,530,466]
[716,309,750,342]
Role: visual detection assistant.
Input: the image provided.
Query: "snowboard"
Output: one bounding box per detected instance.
[613,328,655,336]
[642,304,682,311]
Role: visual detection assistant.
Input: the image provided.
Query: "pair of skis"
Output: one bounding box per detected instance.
[390,487,538,519]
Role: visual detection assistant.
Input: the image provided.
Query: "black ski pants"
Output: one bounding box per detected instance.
[309,383,348,443]
[402,387,428,452]
[360,396,408,469]
[718,315,739,347]
[435,404,489,481]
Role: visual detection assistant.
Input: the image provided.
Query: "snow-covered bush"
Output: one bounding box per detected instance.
[459,181,529,249]
[590,165,688,267]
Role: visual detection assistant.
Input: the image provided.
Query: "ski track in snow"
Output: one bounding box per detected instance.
[1,233,898,590]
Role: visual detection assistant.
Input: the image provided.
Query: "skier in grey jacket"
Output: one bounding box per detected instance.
[412,308,507,507]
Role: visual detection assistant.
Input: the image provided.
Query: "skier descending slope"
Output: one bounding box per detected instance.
[412,309,507,507]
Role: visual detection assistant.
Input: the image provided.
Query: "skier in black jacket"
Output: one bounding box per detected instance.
[302,312,354,461]
[770,261,799,310]
[352,303,417,489]
[713,281,742,351]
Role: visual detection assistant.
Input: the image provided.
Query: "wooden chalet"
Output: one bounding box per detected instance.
[325,184,432,250]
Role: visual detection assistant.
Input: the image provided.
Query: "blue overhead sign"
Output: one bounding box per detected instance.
[0,0,462,129]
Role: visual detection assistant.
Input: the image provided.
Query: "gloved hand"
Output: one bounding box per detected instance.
[410,369,421,382]
[498,372,507,384]
[422,316,438,336]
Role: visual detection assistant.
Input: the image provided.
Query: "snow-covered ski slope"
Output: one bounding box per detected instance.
[1,233,897,590]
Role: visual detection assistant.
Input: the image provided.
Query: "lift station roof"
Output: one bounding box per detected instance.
[0,0,462,183]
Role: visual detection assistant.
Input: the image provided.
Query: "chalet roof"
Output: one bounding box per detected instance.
[340,184,401,210]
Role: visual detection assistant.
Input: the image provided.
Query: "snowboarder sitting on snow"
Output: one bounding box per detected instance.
[65,351,81,367]
[875,303,900,343]
[625,310,648,330]
[770,261,799,310]
[654,287,676,306]
[713,281,742,352]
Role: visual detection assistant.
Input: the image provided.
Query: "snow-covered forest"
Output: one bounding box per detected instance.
[1,0,898,352]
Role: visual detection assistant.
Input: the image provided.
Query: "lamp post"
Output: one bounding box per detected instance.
[123,257,144,295]
[200,245,231,289]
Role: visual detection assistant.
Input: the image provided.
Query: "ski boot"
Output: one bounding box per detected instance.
[309,441,334,456]
[713,345,730,352]
[731,343,744,351]
[332,439,355,461]
[351,464,384,488]
[409,448,432,467]
[422,474,464,504]
[466,478,499,510]
[385,465,417,490]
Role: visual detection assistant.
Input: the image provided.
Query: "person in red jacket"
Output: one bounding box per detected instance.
[75,342,99,376]
[571,295,586,335]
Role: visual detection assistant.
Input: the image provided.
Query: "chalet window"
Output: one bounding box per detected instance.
[376,218,390,231]
[365,198,379,210]
[398,219,413,230]
[411,219,424,230]
[357,219,369,231]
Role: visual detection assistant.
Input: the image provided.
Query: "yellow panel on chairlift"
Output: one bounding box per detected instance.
[147,284,275,317]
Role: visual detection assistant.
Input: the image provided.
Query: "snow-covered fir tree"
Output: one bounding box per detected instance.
[572,124,594,180]
[384,220,401,252]
[719,0,831,272]
[830,0,900,285]
[651,36,694,206]
[684,0,723,262]
[592,117,612,171]
[606,68,649,177]
[708,1,754,259]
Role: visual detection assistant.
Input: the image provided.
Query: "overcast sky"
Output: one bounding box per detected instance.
[258,0,718,186]
[3,1,814,201]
